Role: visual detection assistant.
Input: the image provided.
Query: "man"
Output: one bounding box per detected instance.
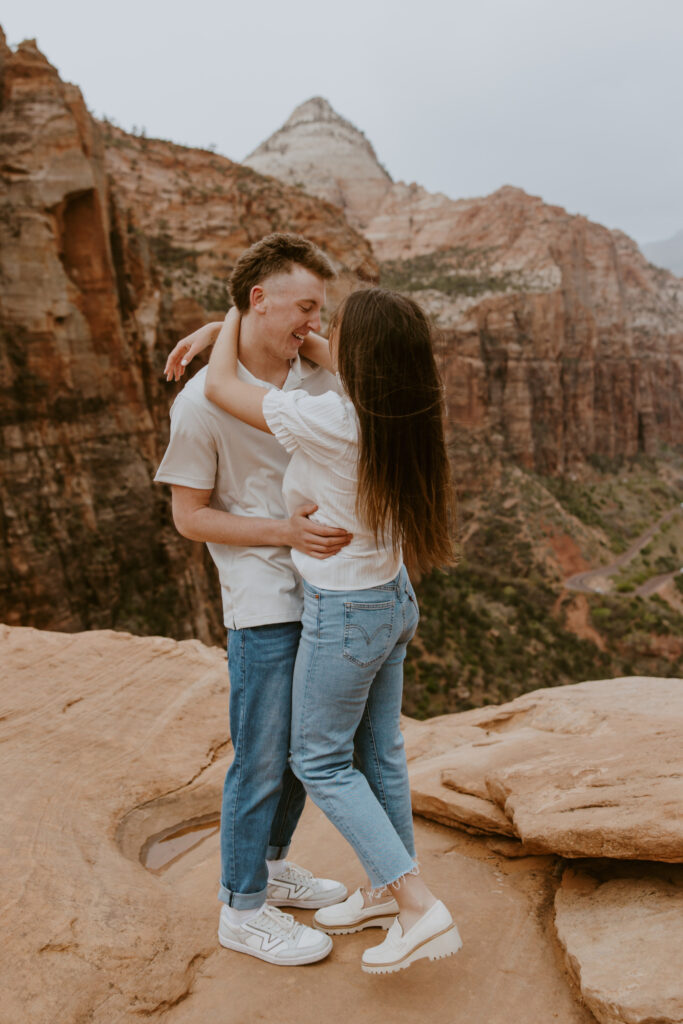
[155,234,351,965]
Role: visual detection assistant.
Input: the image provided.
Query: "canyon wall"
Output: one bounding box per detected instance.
[247,100,683,481]
[1,35,681,648]
[0,33,375,639]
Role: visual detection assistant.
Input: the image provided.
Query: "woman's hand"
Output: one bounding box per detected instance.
[205,308,270,432]
[164,321,223,382]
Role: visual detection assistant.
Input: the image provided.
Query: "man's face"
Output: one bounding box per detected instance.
[251,265,326,361]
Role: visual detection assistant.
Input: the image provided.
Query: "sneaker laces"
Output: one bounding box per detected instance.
[250,904,304,941]
[273,862,314,885]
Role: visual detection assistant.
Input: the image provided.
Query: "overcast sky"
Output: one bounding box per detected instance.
[4,0,682,245]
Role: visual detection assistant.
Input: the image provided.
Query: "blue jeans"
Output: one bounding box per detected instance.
[219,621,306,909]
[290,566,419,890]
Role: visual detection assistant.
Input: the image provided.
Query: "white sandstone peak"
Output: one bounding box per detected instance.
[282,96,346,128]
[244,96,392,229]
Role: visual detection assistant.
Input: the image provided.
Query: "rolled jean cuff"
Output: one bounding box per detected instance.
[266,843,291,861]
[218,883,268,910]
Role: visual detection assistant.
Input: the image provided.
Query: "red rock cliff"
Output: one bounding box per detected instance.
[0,31,376,638]
[377,186,683,479]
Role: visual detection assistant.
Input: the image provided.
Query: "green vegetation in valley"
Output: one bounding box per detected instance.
[380,246,520,298]
[402,457,683,718]
[403,565,611,718]
[200,280,231,313]
[587,592,682,650]
[544,456,680,552]
[611,512,682,592]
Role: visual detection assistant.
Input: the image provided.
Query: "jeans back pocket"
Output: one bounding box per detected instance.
[343,599,395,667]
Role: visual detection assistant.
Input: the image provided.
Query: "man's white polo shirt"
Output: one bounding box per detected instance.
[154,357,338,630]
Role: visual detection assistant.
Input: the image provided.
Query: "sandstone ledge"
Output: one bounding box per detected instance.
[2,624,680,1024]
[404,676,683,862]
[555,867,683,1024]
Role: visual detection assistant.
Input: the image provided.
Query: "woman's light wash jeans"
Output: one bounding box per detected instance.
[290,565,419,890]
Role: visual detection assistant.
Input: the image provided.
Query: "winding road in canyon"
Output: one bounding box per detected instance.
[565,507,682,597]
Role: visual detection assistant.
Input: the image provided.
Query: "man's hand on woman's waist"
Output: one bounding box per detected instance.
[286,502,352,559]
[171,487,350,558]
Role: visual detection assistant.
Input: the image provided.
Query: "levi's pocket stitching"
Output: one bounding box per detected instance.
[342,600,394,667]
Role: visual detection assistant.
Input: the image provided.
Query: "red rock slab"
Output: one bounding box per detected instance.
[0,624,229,1024]
[555,867,683,1024]
[407,678,683,861]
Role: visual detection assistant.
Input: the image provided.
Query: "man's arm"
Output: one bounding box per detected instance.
[171,486,352,558]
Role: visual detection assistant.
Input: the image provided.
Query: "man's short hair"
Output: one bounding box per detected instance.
[229,233,336,313]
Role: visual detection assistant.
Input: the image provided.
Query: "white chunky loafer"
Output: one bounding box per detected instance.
[314,887,399,935]
[361,900,462,974]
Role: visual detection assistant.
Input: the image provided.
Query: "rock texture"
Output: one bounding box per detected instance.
[555,868,683,1024]
[404,676,683,861]
[0,33,375,639]
[245,99,683,479]
[102,116,377,320]
[2,624,601,1024]
[245,97,393,230]
[0,624,230,1023]
[387,188,683,479]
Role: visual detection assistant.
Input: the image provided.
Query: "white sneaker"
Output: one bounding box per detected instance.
[218,904,332,966]
[314,887,399,934]
[266,861,347,909]
[361,900,462,974]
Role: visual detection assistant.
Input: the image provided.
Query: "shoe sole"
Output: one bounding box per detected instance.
[218,929,332,966]
[314,915,397,935]
[267,886,348,910]
[361,924,463,975]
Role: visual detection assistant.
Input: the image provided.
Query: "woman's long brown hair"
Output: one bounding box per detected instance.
[333,288,455,574]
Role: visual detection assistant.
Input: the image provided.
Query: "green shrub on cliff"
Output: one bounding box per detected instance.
[379,247,520,298]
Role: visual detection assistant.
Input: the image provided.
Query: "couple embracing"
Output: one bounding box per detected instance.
[155,233,461,974]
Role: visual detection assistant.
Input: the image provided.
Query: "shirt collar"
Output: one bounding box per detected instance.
[235,353,318,391]
[285,354,305,388]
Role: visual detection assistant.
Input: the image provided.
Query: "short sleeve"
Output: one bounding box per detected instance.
[154,393,218,489]
[262,388,356,460]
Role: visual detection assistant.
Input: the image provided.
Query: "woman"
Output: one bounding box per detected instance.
[199,287,462,974]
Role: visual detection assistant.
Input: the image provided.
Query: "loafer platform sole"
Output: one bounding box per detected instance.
[318,914,397,935]
[361,923,462,974]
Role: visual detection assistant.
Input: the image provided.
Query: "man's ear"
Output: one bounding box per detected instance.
[250,284,267,314]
